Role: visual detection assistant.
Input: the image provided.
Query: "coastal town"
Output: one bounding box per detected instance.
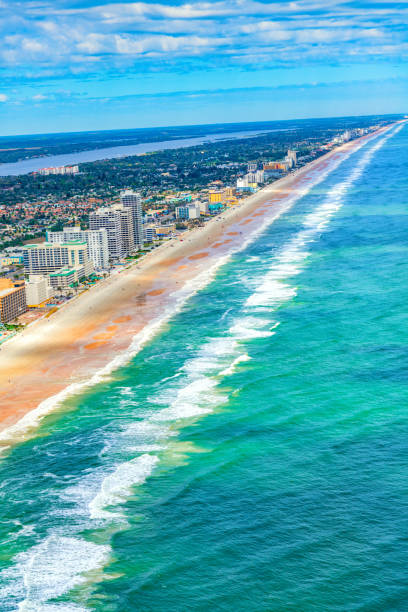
[0,122,388,343]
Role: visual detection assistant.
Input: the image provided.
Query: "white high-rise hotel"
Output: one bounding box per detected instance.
[47,227,109,270]
[22,242,94,277]
[120,190,144,249]
[89,208,124,260]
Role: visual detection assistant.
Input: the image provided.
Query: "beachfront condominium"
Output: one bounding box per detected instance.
[89,208,126,260]
[22,242,94,277]
[286,149,297,167]
[120,190,144,249]
[46,227,109,270]
[89,207,135,259]
[0,279,27,323]
[113,205,135,256]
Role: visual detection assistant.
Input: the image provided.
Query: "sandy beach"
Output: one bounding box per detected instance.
[0,124,396,445]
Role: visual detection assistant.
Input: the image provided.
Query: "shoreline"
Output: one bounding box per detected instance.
[0,123,398,447]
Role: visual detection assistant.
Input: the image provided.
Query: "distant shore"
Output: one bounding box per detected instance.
[0,128,277,176]
[0,123,397,449]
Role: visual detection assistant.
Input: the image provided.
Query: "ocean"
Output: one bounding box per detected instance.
[0,123,407,611]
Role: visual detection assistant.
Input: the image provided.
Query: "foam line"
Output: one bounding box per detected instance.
[1,124,402,612]
[0,130,387,449]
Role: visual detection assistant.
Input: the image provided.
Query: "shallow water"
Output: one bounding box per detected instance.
[0,124,407,611]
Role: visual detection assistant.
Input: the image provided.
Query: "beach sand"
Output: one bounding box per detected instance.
[0,125,396,444]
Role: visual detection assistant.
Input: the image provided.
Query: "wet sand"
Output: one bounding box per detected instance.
[0,125,396,444]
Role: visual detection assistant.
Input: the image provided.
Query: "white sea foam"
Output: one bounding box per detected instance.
[2,125,403,612]
[89,453,159,519]
[219,354,251,376]
[0,128,391,451]
[245,124,402,312]
[230,317,276,339]
[0,536,109,612]
[0,253,232,450]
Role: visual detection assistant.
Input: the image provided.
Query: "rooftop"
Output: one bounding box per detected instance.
[25,241,87,248]
[49,268,76,277]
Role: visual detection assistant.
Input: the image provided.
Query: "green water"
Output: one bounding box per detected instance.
[0,124,407,611]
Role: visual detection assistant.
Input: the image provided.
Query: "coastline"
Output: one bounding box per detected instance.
[0,123,397,447]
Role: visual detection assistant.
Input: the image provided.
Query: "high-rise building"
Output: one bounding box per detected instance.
[246,170,265,184]
[120,190,144,249]
[0,279,27,323]
[287,149,297,165]
[89,208,125,260]
[47,227,109,270]
[113,206,135,255]
[247,162,258,172]
[22,242,93,277]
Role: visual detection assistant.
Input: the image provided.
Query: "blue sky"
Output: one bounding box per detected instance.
[1,0,407,135]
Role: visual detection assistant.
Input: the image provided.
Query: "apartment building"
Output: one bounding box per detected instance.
[89,208,126,260]
[113,206,135,255]
[22,242,94,277]
[47,227,109,270]
[0,279,27,323]
[120,190,144,249]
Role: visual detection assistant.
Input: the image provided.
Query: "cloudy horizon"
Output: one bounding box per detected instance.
[1,0,407,134]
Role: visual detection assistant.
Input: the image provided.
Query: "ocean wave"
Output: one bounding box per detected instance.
[0,536,109,612]
[0,129,384,451]
[1,126,402,611]
[244,124,402,312]
[89,453,159,519]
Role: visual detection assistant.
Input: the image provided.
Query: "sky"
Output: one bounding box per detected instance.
[1,0,407,135]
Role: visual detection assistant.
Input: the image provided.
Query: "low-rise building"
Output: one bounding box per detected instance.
[38,165,79,176]
[156,224,176,237]
[143,225,157,243]
[175,204,201,220]
[199,201,210,215]
[0,255,24,267]
[49,268,77,289]
[208,190,224,203]
[48,265,90,290]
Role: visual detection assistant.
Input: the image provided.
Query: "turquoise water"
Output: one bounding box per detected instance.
[1,124,407,611]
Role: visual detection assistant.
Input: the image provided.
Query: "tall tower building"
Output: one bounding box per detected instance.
[113,206,135,255]
[287,150,297,165]
[120,190,144,249]
[89,208,124,260]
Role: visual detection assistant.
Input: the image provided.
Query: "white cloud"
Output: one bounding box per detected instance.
[0,93,8,102]
[0,0,405,74]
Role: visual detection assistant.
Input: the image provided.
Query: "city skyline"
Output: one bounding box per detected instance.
[1,0,407,135]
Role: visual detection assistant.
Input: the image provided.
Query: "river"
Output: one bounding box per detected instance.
[0,129,278,176]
